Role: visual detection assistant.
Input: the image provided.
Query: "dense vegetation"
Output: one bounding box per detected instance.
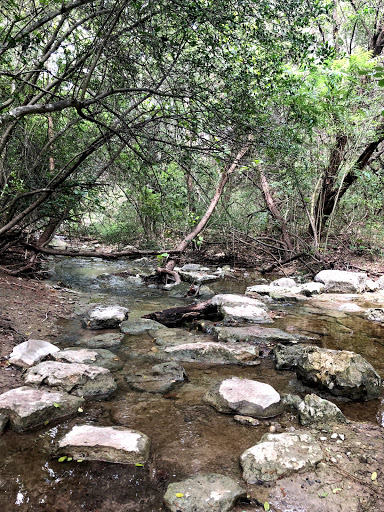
[1,0,384,272]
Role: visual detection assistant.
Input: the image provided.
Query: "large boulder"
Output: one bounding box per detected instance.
[273,343,308,370]
[240,432,323,483]
[0,386,84,432]
[162,342,259,365]
[204,377,283,418]
[57,425,150,463]
[83,305,129,329]
[8,339,60,368]
[314,270,367,293]
[125,362,187,393]
[284,394,346,426]
[366,308,384,322]
[296,346,381,400]
[163,473,245,512]
[24,361,117,399]
[120,318,163,335]
[53,348,123,371]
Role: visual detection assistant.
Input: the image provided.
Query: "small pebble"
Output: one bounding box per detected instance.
[319,437,327,441]
[331,433,338,439]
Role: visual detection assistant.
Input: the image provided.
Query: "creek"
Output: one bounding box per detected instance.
[1,257,384,512]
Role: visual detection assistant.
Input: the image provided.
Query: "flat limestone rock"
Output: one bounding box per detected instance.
[9,339,60,368]
[77,332,123,348]
[177,269,220,283]
[57,425,150,463]
[126,361,187,393]
[83,305,129,329]
[163,341,259,365]
[211,294,266,309]
[163,473,245,512]
[240,432,323,483]
[0,386,84,432]
[53,348,123,371]
[314,270,367,293]
[211,325,296,345]
[221,304,272,325]
[24,361,117,399]
[120,318,164,335]
[204,377,283,418]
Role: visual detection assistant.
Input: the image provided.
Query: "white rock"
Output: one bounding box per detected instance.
[9,339,60,368]
[57,425,150,463]
[211,294,266,308]
[314,270,367,293]
[366,279,379,292]
[271,278,297,288]
[337,303,363,313]
[83,305,129,329]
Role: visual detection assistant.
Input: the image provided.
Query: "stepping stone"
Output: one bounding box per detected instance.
[284,394,346,426]
[0,386,84,432]
[240,432,323,483]
[211,294,266,308]
[163,342,259,365]
[53,348,123,371]
[8,339,60,368]
[177,269,220,283]
[211,325,296,344]
[163,473,245,512]
[120,318,163,335]
[126,362,187,393]
[83,305,129,329]
[57,425,150,463]
[314,270,367,293]
[77,332,123,348]
[24,361,117,399]
[204,377,283,418]
[211,294,272,325]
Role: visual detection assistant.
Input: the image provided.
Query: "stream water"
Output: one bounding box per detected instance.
[1,257,384,512]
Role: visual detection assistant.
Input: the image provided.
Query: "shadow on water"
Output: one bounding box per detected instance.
[2,258,384,510]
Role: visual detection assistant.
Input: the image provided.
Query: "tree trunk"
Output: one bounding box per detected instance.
[142,299,218,327]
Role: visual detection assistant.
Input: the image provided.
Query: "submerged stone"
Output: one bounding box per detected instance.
[8,339,60,368]
[125,361,187,393]
[120,318,163,335]
[240,432,323,483]
[83,305,129,329]
[211,325,296,345]
[24,361,117,399]
[0,386,83,432]
[163,473,245,512]
[77,332,123,349]
[204,377,283,418]
[162,341,259,365]
[57,425,150,463]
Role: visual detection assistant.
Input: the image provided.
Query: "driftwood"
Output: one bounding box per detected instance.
[142,299,218,327]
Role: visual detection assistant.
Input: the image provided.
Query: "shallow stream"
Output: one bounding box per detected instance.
[1,257,384,511]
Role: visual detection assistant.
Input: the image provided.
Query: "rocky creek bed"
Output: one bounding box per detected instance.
[1,260,384,511]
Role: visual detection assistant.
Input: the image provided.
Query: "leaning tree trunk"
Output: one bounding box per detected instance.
[160,141,251,281]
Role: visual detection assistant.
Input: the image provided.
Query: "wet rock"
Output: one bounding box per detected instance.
[125,361,187,393]
[210,325,297,344]
[211,294,266,309]
[366,308,384,322]
[57,425,150,463]
[240,432,323,483]
[8,339,60,368]
[234,415,261,426]
[211,294,272,325]
[314,270,367,293]
[284,393,346,426]
[296,346,381,400]
[120,318,164,335]
[83,305,129,329]
[53,348,123,371]
[204,377,283,418]
[24,361,117,399]
[338,303,362,313]
[274,343,308,370]
[0,386,84,432]
[180,263,203,271]
[298,282,324,296]
[245,284,274,296]
[177,268,220,284]
[163,473,245,512]
[77,332,124,349]
[271,277,297,288]
[162,341,259,365]
[0,414,8,435]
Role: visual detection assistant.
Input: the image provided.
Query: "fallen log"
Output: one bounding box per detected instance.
[142,299,219,327]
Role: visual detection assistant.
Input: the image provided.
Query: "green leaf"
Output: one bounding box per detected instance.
[44,420,49,425]
[77,459,83,463]
[135,463,144,467]
[78,407,83,413]
[58,456,67,462]
[318,492,328,498]
[53,403,61,408]
[378,79,384,87]
[371,472,378,481]
[175,493,184,498]
[67,457,73,462]
[264,502,270,511]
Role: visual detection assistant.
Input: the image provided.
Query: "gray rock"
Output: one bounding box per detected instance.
[180,263,203,271]
[126,361,187,393]
[271,277,297,288]
[24,361,117,399]
[205,377,283,418]
[57,425,150,463]
[314,270,367,293]
[366,308,384,322]
[298,282,324,296]
[120,318,163,335]
[78,332,123,349]
[245,284,274,296]
[53,348,123,371]
[163,473,245,512]
[240,432,323,483]
[297,346,381,400]
[233,415,261,426]
[83,305,129,329]
[211,325,297,344]
[177,269,220,284]
[0,386,83,432]
[284,393,346,425]
[274,344,308,370]
[162,341,259,365]
[8,339,60,368]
